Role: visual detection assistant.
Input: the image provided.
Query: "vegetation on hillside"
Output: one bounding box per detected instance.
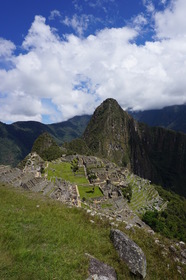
[83,98,186,198]
[142,186,186,242]
[44,155,186,243]
[0,116,91,166]
[0,183,185,279]
[83,98,132,166]
[32,132,62,161]
[122,184,132,202]
[129,104,186,134]
[63,138,91,155]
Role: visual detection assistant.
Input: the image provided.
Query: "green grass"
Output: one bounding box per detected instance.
[0,183,118,280]
[0,183,185,280]
[101,203,113,209]
[46,162,89,184]
[78,185,103,199]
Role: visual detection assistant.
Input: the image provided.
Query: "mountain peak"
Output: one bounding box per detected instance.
[96,98,122,112]
[83,98,186,197]
[83,98,133,166]
[91,98,128,123]
[102,98,120,105]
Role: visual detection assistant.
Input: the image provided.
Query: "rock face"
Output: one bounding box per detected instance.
[86,254,117,280]
[110,229,146,278]
[83,98,186,197]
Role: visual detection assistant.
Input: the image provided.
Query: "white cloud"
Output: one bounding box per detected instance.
[0,91,43,122]
[62,14,96,37]
[160,0,167,4]
[0,1,186,123]
[155,0,186,39]
[142,0,155,14]
[49,10,62,21]
[130,13,148,32]
[0,38,15,57]
[22,16,59,51]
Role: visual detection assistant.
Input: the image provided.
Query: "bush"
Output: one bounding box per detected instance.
[122,184,132,202]
[71,158,79,173]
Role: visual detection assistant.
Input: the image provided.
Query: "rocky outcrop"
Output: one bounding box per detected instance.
[110,229,146,278]
[86,254,117,280]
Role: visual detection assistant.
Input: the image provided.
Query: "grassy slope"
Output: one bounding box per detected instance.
[0,183,185,280]
[0,183,116,280]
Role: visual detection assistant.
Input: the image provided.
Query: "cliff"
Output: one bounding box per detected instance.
[83,99,186,197]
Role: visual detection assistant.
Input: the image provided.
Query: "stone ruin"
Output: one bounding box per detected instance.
[0,153,164,229]
[0,154,79,207]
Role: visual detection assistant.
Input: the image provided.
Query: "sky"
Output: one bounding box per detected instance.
[0,0,186,124]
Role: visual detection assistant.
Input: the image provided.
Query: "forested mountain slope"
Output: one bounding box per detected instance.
[0,115,91,166]
[83,99,186,197]
[129,104,186,134]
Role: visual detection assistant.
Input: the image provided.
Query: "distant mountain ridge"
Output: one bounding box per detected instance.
[129,104,186,133]
[1,103,186,168]
[0,115,91,166]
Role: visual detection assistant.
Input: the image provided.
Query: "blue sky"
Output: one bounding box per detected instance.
[0,0,186,123]
[0,0,144,43]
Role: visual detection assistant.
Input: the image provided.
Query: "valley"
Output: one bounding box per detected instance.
[0,98,186,279]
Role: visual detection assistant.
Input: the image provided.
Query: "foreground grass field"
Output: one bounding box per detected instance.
[0,183,185,280]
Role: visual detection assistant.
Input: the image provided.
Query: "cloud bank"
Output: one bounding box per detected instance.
[0,0,186,123]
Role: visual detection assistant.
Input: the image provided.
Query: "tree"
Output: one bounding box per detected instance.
[71,158,79,173]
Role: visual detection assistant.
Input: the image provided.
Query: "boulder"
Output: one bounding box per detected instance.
[110,229,146,278]
[86,275,113,280]
[86,254,117,280]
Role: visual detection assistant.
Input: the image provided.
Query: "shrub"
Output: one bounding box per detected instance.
[122,184,132,202]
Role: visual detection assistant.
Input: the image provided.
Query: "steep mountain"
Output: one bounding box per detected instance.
[129,104,186,134]
[0,115,90,166]
[83,98,135,167]
[83,99,186,197]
